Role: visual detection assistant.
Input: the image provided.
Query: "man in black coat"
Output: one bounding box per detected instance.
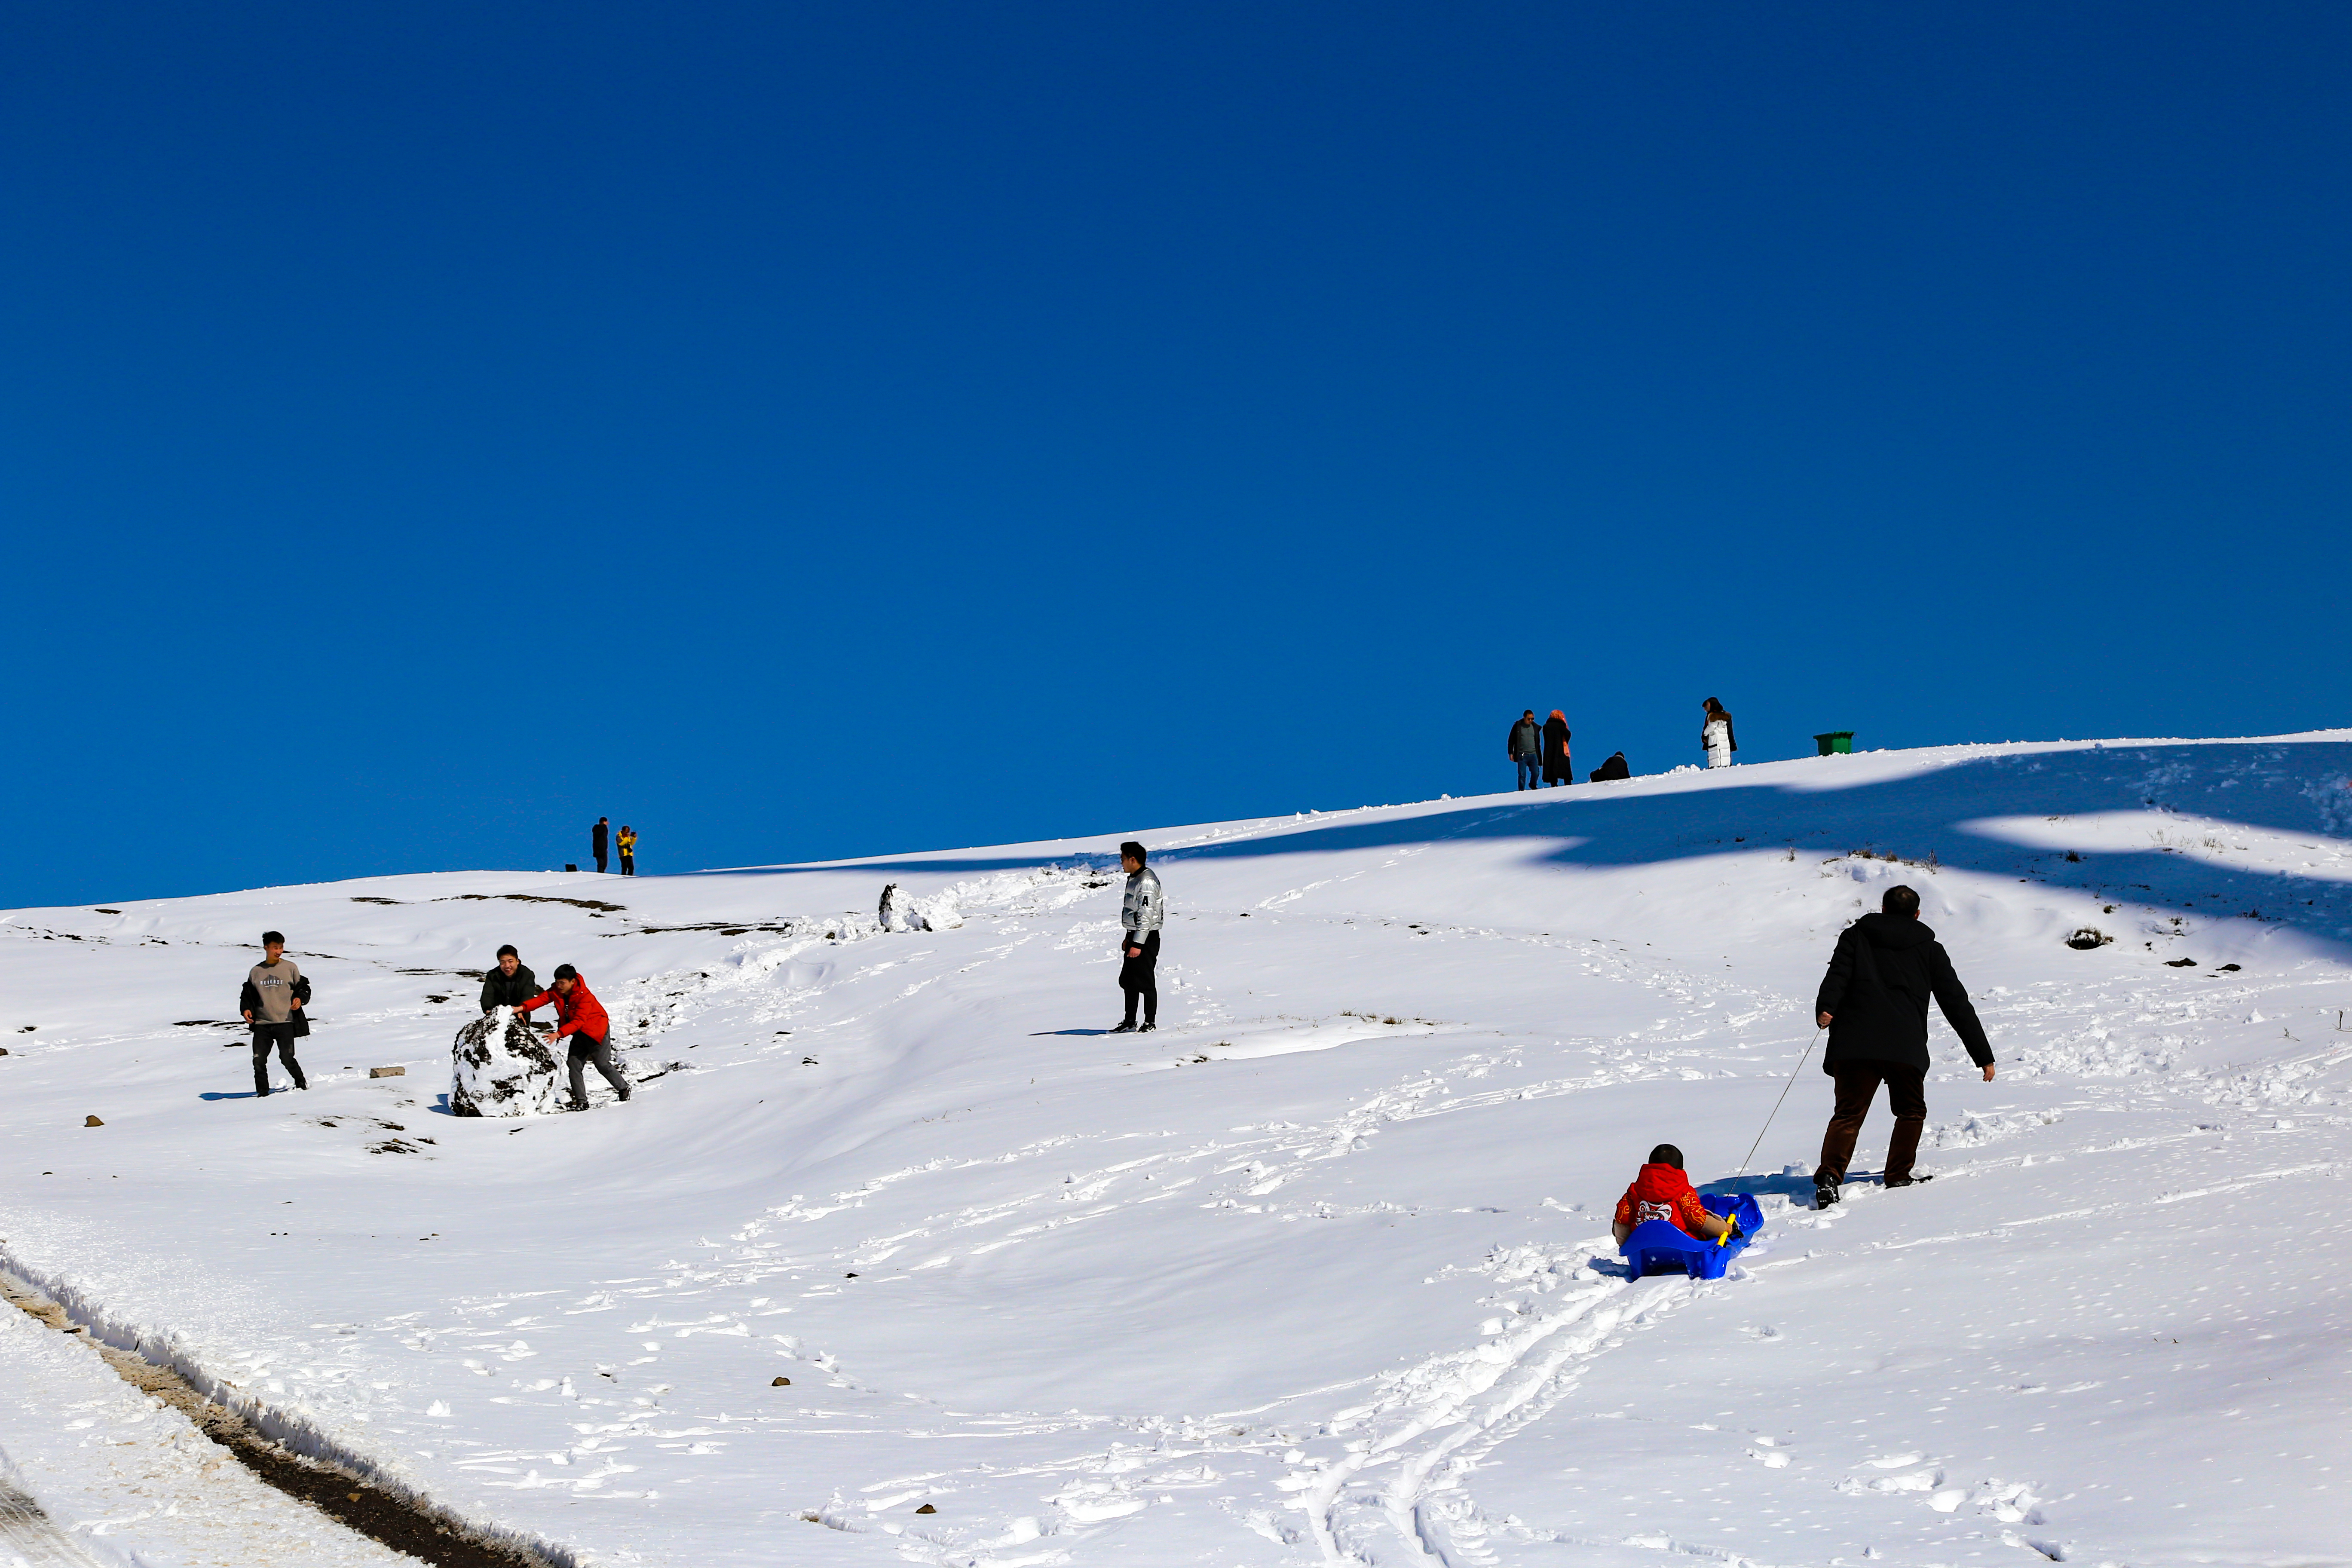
[1811,884,1995,1206]
[592,817,610,874]
[1540,711,1573,787]
[479,945,541,1016]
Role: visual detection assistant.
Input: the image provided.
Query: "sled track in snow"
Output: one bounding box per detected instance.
[0,1267,566,1568]
[1301,1274,1706,1568]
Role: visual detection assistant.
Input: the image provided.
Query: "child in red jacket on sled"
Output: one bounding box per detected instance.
[1612,1144,1742,1246]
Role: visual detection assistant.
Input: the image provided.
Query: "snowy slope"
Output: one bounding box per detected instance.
[3,733,2350,1568]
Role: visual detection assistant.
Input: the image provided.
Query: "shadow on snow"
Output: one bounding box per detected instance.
[707,741,2352,953]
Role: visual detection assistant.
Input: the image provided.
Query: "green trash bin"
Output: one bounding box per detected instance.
[1814,732,1853,756]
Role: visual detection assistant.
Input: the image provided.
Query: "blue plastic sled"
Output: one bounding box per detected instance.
[1620,1193,1765,1281]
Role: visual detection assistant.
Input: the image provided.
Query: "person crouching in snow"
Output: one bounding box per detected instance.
[517,964,631,1109]
[1612,1144,1740,1245]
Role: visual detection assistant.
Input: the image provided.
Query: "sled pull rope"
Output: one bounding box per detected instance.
[1735,1028,1822,1178]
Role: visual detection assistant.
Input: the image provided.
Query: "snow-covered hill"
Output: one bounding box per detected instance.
[4,734,2350,1568]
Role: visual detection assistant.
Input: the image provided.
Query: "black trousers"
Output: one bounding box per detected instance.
[251,1022,306,1095]
[568,1032,630,1105]
[1119,930,1161,1024]
[1817,1062,1929,1184]
[619,851,634,876]
[594,849,609,873]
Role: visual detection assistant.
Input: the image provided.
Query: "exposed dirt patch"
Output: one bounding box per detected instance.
[0,1270,558,1568]
[0,1471,99,1565]
[445,894,626,913]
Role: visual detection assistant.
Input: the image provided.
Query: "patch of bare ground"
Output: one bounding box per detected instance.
[0,1270,562,1568]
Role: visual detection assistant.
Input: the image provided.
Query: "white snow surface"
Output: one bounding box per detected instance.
[3,733,2351,1568]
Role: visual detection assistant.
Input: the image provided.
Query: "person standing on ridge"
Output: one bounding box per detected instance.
[616,824,637,876]
[1810,884,1995,1207]
[592,817,610,874]
[239,931,309,1096]
[1112,841,1163,1034]
[478,945,540,1016]
[1507,710,1544,791]
[516,963,631,1109]
[1542,710,1574,787]
[1701,698,1736,769]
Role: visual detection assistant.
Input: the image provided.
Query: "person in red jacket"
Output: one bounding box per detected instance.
[1612,1144,1740,1245]
[518,963,632,1110]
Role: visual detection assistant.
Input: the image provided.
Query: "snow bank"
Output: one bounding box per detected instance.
[879,880,961,932]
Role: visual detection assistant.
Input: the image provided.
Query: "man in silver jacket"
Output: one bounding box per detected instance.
[1113,840,1164,1033]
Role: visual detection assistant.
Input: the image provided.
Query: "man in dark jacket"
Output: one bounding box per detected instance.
[1507,710,1544,790]
[1589,751,1630,782]
[479,945,540,1016]
[592,817,610,874]
[1811,885,1995,1205]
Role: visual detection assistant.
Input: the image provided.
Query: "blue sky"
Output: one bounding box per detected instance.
[4,2,2346,908]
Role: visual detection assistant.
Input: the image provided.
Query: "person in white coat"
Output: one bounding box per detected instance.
[1701,697,1737,768]
[1112,840,1164,1033]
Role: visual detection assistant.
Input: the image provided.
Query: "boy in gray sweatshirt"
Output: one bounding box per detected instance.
[239,931,309,1096]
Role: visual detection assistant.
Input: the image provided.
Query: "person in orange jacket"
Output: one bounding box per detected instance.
[517,963,631,1110]
[1612,1144,1740,1244]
